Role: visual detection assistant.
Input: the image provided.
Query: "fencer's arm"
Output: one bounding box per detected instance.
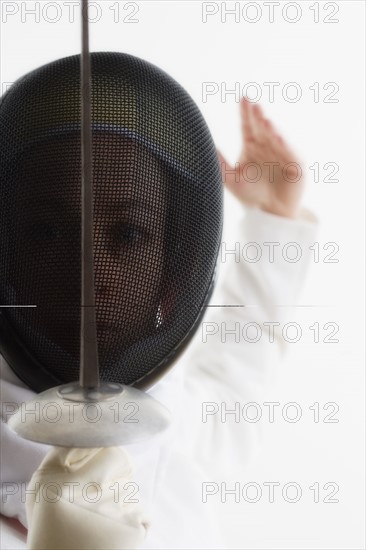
[0,361,51,528]
[181,205,318,474]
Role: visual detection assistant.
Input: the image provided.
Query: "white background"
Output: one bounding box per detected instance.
[0,1,365,548]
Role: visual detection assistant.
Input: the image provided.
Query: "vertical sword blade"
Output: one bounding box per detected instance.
[80,0,99,388]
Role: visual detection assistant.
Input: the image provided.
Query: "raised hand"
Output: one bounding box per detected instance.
[217,97,305,219]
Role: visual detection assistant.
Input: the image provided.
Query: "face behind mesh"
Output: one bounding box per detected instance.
[0,52,222,391]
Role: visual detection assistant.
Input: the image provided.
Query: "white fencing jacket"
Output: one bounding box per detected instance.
[0,206,317,549]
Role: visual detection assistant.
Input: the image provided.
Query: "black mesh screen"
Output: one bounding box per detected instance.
[0,52,222,391]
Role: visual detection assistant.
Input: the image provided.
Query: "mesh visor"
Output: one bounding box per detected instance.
[0,52,222,391]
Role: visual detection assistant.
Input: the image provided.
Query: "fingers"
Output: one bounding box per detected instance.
[216,150,240,189]
[252,102,274,141]
[245,98,286,147]
[240,96,254,142]
[253,103,269,142]
[241,97,269,143]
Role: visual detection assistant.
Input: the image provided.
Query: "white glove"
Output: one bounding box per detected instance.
[26,446,149,550]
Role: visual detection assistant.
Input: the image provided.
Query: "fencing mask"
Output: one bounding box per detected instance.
[0,51,223,396]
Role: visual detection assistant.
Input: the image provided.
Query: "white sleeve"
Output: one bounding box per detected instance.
[181,206,318,475]
[0,359,51,527]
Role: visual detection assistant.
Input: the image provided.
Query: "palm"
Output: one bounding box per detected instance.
[218,97,304,218]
